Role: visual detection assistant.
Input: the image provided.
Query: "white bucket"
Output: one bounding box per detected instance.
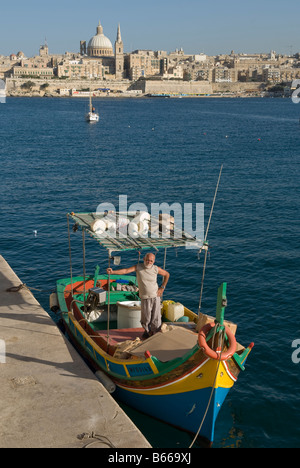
[117,301,142,329]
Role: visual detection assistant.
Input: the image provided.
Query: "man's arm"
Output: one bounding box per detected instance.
[106,265,137,275]
[157,267,170,297]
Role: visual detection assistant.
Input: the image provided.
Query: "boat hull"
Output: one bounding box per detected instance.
[114,384,230,444]
[61,311,237,445]
[86,112,99,122]
[54,275,252,446]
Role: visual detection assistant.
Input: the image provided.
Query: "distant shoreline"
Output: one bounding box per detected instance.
[5,76,286,99]
[6,94,282,101]
[6,92,268,99]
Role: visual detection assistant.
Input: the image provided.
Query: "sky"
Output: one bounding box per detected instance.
[0,0,299,58]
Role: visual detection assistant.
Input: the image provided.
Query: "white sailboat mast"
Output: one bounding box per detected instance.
[89,90,92,112]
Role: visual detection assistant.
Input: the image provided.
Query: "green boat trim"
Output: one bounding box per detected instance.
[57,274,205,379]
[56,274,251,383]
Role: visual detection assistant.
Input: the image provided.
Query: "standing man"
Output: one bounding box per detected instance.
[107,253,170,339]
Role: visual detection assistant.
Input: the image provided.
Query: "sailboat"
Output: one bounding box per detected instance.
[85,90,99,122]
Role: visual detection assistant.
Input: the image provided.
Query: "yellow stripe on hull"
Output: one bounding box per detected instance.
[117,357,236,396]
[67,313,237,398]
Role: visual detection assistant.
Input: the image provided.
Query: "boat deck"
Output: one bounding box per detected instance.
[129,327,198,362]
[87,322,198,362]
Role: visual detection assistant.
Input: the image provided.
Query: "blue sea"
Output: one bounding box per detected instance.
[0,96,299,448]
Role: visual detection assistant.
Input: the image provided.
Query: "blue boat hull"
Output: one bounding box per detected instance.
[114,384,230,444]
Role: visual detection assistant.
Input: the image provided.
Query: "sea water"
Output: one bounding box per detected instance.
[0,96,299,448]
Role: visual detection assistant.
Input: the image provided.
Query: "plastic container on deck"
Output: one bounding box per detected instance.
[165,302,185,322]
[117,301,142,329]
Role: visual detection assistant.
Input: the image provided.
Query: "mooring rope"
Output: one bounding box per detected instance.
[77,431,116,449]
[6,283,54,293]
[189,327,225,448]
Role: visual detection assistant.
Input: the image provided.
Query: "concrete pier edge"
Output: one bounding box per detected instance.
[0,255,151,448]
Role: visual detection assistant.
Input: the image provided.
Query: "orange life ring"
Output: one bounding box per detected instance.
[198,322,237,361]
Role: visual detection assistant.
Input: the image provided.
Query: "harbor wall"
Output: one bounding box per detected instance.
[132,79,213,95]
[0,255,151,448]
[5,77,267,97]
[212,81,267,94]
[6,77,131,95]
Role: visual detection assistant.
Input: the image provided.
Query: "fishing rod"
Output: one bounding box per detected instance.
[197,165,223,315]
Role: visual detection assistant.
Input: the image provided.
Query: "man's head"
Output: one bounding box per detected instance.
[143,253,156,269]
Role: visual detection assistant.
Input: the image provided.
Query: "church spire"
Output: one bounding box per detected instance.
[115,23,124,80]
[97,21,103,35]
[116,24,122,43]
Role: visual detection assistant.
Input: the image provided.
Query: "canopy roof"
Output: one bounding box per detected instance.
[69,212,203,253]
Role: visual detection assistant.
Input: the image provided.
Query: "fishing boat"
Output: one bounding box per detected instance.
[85,91,99,122]
[50,206,254,447]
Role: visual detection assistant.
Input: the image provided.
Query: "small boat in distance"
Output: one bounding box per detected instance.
[86,90,99,122]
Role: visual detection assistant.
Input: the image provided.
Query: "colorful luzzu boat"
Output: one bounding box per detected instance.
[50,211,254,446]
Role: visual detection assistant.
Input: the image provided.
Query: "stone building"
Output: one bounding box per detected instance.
[125,50,161,80]
[39,42,49,57]
[13,66,54,78]
[57,58,103,79]
[212,66,237,83]
[80,21,124,79]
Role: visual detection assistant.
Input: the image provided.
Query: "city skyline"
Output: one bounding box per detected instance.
[0,0,299,58]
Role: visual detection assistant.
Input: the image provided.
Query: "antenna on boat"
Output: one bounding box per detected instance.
[197,165,223,315]
[67,214,74,297]
[107,251,112,352]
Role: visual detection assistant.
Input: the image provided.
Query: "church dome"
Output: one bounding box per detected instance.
[87,21,114,57]
[88,34,113,50]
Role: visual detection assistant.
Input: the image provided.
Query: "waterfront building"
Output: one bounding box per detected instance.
[162,64,183,79]
[57,58,104,79]
[168,48,191,62]
[181,58,214,82]
[279,67,300,82]
[0,55,15,79]
[12,52,54,78]
[262,67,281,83]
[80,21,124,80]
[125,50,161,80]
[213,66,237,83]
[40,42,49,57]
[13,66,54,78]
[193,68,213,82]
